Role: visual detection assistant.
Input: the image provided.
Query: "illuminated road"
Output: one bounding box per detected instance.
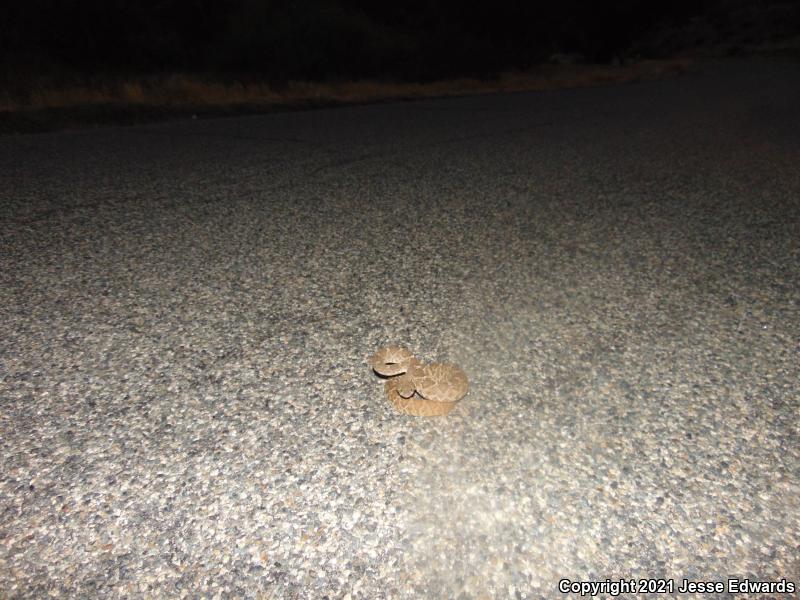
[2,58,798,598]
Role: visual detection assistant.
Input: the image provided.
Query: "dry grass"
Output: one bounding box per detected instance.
[0,59,694,116]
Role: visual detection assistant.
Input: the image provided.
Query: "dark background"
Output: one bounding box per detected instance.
[2,0,799,85]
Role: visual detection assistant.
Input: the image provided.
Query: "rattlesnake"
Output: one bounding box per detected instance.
[369,346,468,416]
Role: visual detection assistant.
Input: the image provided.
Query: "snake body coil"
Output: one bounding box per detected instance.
[369,346,468,416]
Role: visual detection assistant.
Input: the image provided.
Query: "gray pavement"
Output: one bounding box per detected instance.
[1,58,799,598]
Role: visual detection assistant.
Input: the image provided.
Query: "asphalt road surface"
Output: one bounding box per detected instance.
[1,58,799,599]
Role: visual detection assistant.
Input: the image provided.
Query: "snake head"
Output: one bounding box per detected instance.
[369,346,418,377]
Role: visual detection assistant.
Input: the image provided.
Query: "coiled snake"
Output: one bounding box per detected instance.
[369,346,468,416]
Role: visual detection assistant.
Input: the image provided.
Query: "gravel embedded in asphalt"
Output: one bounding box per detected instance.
[1,58,799,598]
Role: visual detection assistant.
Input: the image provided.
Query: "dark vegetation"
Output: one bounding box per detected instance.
[2,0,797,133]
[1,0,705,88]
